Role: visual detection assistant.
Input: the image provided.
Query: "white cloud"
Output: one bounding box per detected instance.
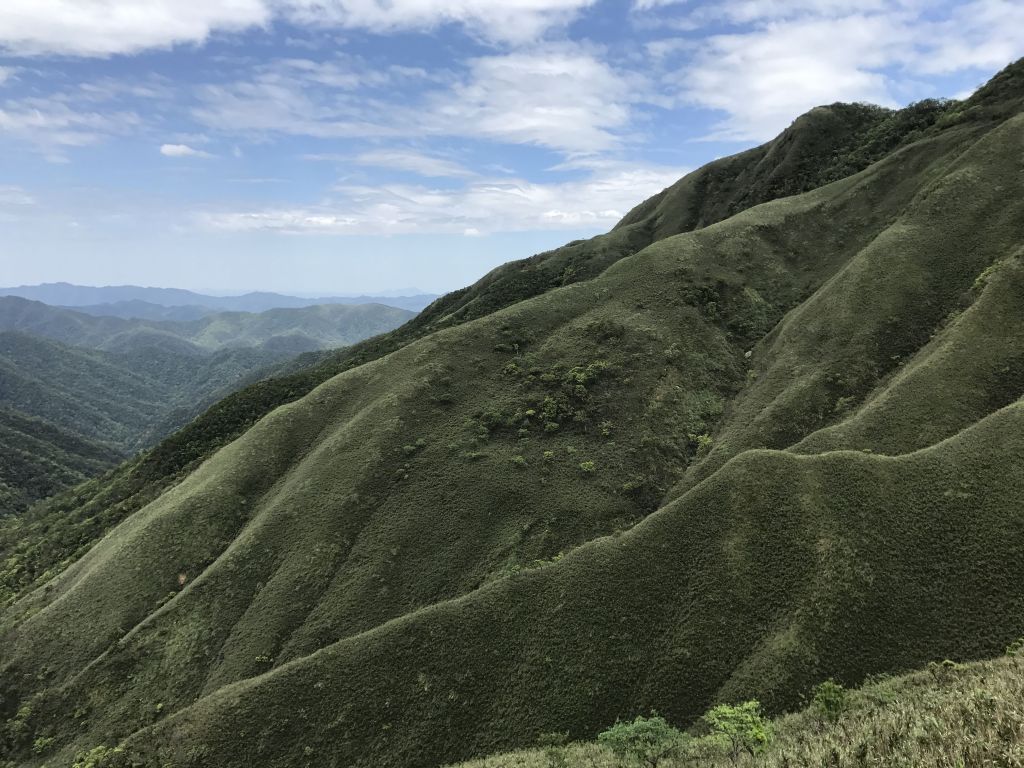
[160,143,214,158]
[424,46,640,153]
[680,14,907,141]
[653,1,1024,143]
[191,58,412,140]
[0,97,140,154]
[0,0,270,57]
[0,185,35,205]
[194,46,647,155]
[632,0,686,9]
[909,0,1024,75]
[0,67,15,85]
[280,0,596,44]
[354,150,475,178]
[0,0,594,57]
[198,164,685,235]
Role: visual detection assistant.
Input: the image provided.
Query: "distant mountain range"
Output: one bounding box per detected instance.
[0,297,416,513]
[0,282,439,315]
[0,296,415,356]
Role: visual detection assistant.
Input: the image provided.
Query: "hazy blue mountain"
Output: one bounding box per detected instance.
[0,298,416,513]
[0,282,438,314]
[0,296,415,354]
[61,300,214,322]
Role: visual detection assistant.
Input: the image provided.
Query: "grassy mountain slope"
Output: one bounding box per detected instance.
[449,650,1024,768]
[0,91,974,595]
[0,331,275,515]
[61,301,213,322]
[1,60,1022,768]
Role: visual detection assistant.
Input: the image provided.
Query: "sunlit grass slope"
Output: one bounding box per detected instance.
[448,651,1024,768]
[0,87,980,600]
[0,59,1022,768]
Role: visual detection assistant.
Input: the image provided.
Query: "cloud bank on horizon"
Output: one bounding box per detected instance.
[0,0,1020,292]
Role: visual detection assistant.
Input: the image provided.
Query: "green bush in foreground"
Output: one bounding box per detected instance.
[810,679,848,723]
[597,715,689,768]
[448,652,1024,768]
[701,702,771,765]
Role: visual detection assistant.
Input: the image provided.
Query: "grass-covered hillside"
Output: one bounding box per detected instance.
[1,58,1022,768]
[448,648,1024,768]
[0,83,982,579]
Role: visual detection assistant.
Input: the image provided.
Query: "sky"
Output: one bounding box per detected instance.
[0,1,1021,295]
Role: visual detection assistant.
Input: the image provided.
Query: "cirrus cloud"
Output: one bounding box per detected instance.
[197,163,686,235]
[0,0,596,58]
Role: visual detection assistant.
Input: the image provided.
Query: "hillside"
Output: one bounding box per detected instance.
[1,59,1022,768]
[0,331,276,514]
[447,648,1024,767]
[0,302,415,513]
[0,298,415,355]
[0,409,119,516]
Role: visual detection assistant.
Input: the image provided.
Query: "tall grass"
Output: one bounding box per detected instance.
[451,653,1024,768]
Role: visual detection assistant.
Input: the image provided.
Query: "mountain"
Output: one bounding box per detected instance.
[1,59,1023,768]
[0,302,415,514]
[0,409,120,516]
[0,283,438,314]
[0,297,415,354]
[0,330,277,515]
[61,301,215,322]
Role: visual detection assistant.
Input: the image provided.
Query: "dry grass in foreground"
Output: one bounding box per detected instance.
[450,651,1024,768]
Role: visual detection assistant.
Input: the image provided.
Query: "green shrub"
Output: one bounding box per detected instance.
[537,731,570,768]
[702,701,772,765]
[579,461,596,473]
[811,679,848,722]
[71,745,130,768]
[927,659,961,682]
[597,714,689,768]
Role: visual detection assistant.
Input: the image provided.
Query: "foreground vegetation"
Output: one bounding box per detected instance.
[450,648,1024,768]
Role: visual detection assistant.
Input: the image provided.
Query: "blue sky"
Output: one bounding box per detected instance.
[0,0,1021,295]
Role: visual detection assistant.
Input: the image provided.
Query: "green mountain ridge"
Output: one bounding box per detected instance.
[1,58,1023,768]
